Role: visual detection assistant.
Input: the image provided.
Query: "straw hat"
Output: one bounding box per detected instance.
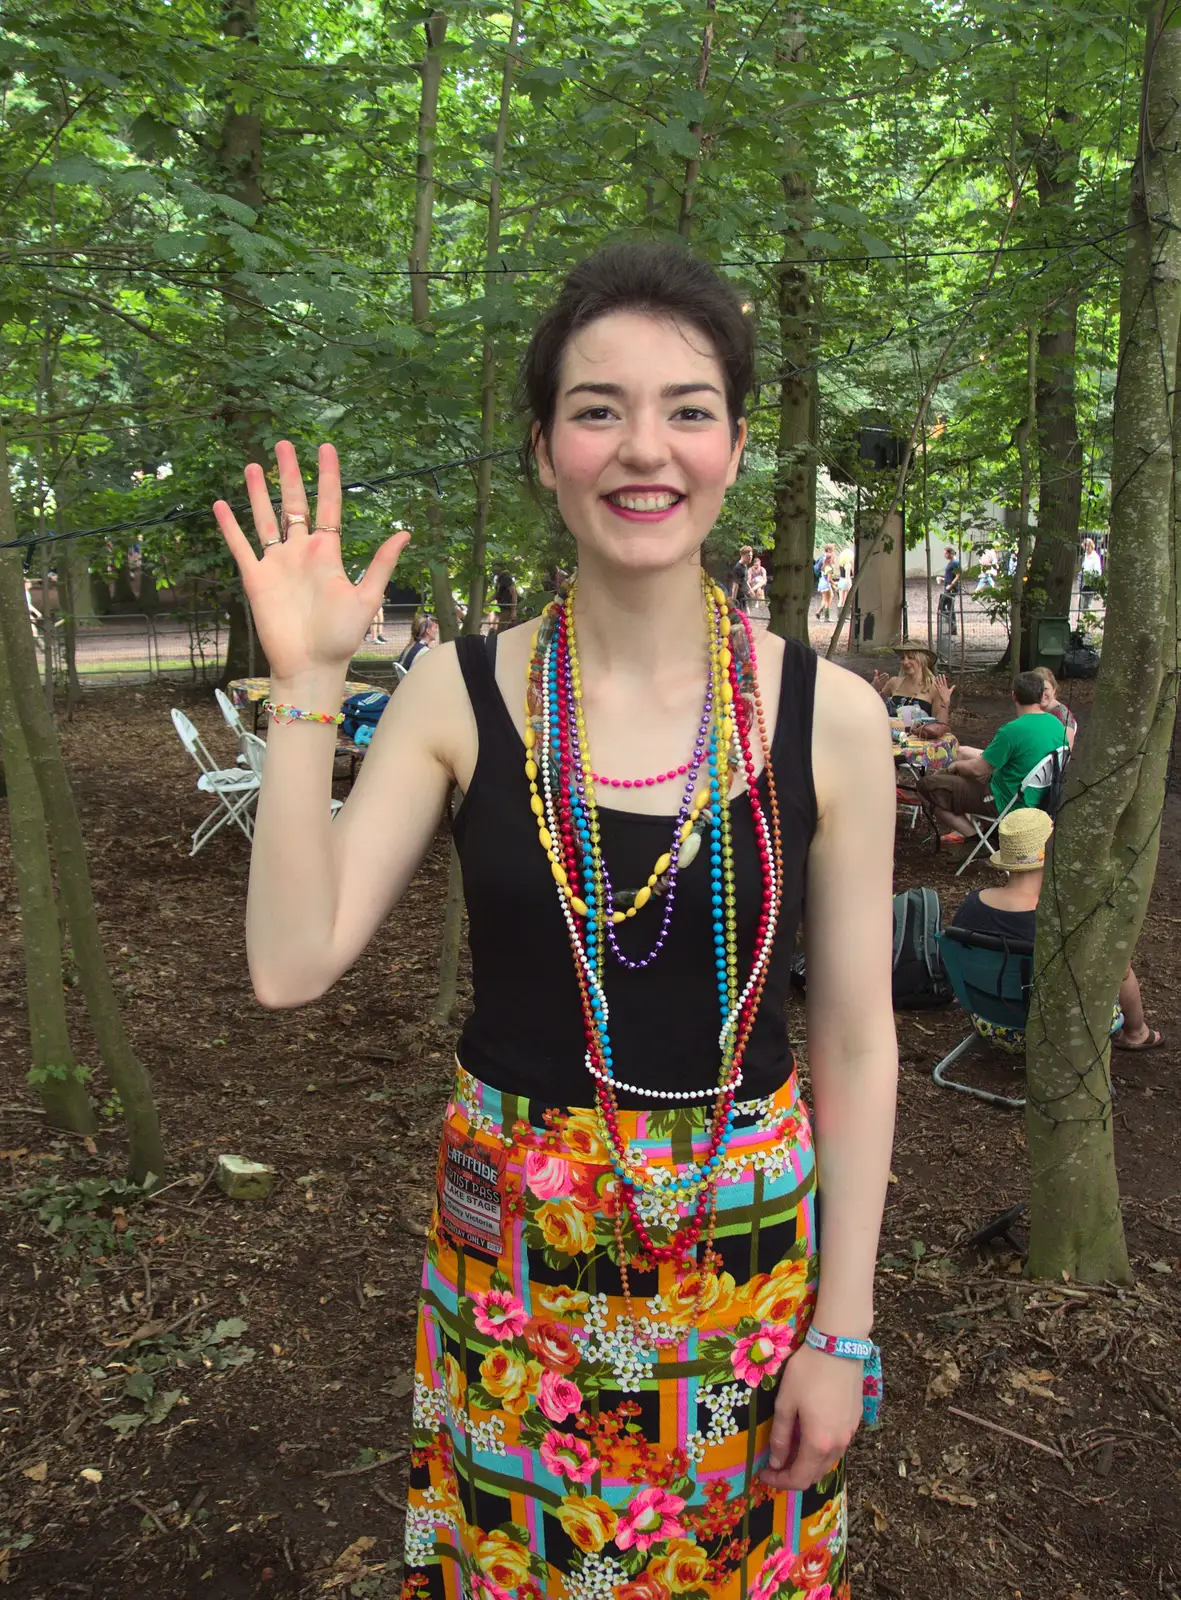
[898,644,937,666]
[989,809,1054,873]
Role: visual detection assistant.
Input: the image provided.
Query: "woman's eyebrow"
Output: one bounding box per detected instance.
[562,381,723,399]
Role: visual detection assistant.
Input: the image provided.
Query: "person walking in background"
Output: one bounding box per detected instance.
[493,568,518,630]
[977,545,999,589]
[836,546,853,614]
[939,545,961,638]
[815,543,837,621]
[1079,537,1103,600]
[729,543,753,612]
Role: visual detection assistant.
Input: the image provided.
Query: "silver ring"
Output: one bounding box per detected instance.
[262,536,282,549]
[280,509,309,537]
[313,523,341,535]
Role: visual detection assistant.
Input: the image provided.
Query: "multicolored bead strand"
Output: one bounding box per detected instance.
[523,573,783,1276]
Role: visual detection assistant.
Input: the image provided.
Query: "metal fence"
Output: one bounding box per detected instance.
[33,607,422,688]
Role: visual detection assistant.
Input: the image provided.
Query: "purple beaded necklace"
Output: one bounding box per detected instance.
[561,645,714,972]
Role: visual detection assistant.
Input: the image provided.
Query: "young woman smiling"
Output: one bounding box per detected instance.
[214,245,897,1600]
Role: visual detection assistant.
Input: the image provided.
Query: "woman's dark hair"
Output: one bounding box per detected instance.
[519,243,754,481]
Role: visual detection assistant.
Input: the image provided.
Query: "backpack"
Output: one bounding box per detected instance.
[891,888,952,1009]
[785,891,951,1009]
[341,690,390,742]
[813,555,824,582]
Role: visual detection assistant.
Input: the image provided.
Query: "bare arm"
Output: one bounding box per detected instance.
[952,752,993,779]
[804,660,897,1335]
[245,648,464,1007]
[214,441,464,1009]
[764,658,897,1490]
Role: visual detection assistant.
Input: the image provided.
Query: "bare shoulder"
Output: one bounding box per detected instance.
[375,639,476,787]
[812,657,891,813]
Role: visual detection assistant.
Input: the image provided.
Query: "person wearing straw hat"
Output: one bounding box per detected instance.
[871,644,953,724]
[952,810,1162,1050]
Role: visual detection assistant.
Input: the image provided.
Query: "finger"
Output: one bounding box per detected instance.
[244,462,279,543]
[355,531,411,614]
[274,439,312,538]
[213,500,260,574]
[767,1401,799,1473]
[312,442,342,533]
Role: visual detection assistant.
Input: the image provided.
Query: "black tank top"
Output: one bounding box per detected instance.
[452,632,817,1107]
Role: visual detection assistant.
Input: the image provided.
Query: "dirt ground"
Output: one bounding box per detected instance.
[1,670,1178,1600]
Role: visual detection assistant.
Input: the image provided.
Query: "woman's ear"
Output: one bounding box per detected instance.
[533,422,557,491]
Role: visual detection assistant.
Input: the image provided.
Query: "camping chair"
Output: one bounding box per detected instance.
[171,708,260,855]
[240,732,343,818]
[956,746,1068,877]
[214,686,251,765]
[933,925,1035,1109]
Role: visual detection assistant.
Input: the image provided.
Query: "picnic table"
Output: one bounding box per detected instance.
[891,725,959,775]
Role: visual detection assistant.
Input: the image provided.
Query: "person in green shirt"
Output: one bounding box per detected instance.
[917,670,1068,844]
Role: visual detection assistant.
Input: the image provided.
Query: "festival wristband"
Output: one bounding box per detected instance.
[265,701,344,726]
[804,1327,883,1430]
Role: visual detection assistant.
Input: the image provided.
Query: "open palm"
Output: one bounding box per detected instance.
[213,441,410,682]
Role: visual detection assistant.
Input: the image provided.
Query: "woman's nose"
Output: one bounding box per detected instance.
[617,411,670,471]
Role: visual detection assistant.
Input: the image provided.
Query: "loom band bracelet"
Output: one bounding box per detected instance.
[804,1326,884,1430]
[265,701,345,726]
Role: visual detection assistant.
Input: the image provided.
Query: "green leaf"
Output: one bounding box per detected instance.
[209,1317,248,1343]
[124,1371,155,1402]
[104,1412,146,1436]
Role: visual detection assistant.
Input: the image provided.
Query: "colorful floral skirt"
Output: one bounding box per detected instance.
[401,1064,850,1600]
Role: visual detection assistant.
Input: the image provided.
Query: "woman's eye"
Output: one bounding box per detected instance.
[674,406,714,422]
[572,406,615,422]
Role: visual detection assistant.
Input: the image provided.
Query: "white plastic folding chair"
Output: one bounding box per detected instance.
[240,732,343,818]
[955,746,1066,877]
[214,686,251,765]
[171,708,260,855]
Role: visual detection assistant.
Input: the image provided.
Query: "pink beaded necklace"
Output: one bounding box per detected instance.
[590,763,690,789]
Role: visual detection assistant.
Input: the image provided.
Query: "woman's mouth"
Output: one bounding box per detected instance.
[602,489,686,521]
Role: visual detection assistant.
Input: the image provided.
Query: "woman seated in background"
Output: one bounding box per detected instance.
[397,613,438,672]
[1031,666,1077,748]
[872,645,953,725]
[952,809,1161,1051]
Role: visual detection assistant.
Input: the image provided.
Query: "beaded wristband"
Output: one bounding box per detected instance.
[265,701,344,727]
[805,1327,883,1430]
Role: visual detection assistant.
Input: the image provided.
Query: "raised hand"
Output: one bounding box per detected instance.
[213,441,410,683]
[934,674,955,700]
[872,670,889,694]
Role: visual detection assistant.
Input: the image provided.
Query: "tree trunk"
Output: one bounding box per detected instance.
[57,546,84,714]
[1021,119,1083,665]
[465,0,523,634]
[1009,326,1037,684]
[113,556,137,609]
[768,24,817,644]
[219,586,263,686]
[407,11,460,644]
[768,172,817,644]
[139,560,158,613]
[1025,8,1181,1284]
[409,10,447,327]
[677,0,716,238]
[0,431,166,1182]
[0,642,95,1134]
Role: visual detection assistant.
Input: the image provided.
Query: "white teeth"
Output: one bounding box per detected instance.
[609,492,681,511]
